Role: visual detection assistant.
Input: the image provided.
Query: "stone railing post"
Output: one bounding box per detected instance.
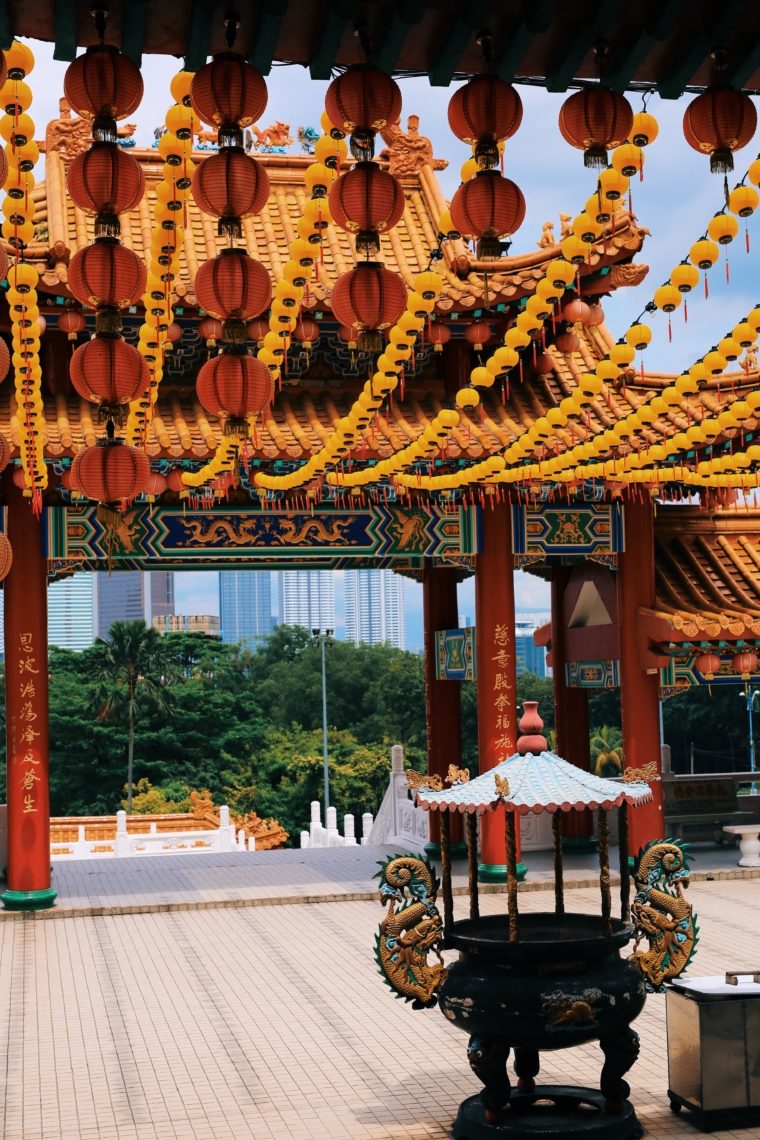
[361,812,373,845]
[343,814,356,845]
[115,810,129,859]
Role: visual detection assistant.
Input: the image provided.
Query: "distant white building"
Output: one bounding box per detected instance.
[48,573,95,652]
[344,569,405,649]
[277,570,335,633]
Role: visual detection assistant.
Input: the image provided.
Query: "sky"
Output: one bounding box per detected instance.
[21,37,760,643]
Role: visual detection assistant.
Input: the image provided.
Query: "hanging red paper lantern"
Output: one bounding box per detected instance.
[199,317,223,345]
[586,303,605,327]
[325,65,402,159]
[69,335,149,410]
[532,352,554,375]
[465,322,493,351]
[293,316,320,347]
[166,468,186,492]
[450,171,525,257]
[0,431,10,474]
[64,45,143,135]
[194,248,272,341]
[246,317,270,344]
[68,239,147,331]
[558,87,634,169]
[695,652,722,680]
[732,650,759,679]
[0,529,11,581]
[428,323,451,352]
[144,471,167,498]
[0,335,9,380]
[554,329,580,353]
[192,148,270,237]
[164,322,182,349]
[73,439,151,504]
[331,263,407,351]
[67,142,145,235]
[190,53,268,145]
[12,466,28,489]
[562,297,591,326]
[196,351,273,430]
[683,87,757,173]
[328,162,405,255]
[448,75,523,167]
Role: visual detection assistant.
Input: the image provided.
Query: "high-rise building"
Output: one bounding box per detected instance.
[150,571,174,619]
[219,571,273,646]
[344,569,405,649]
[93,572,148,640]
[48,573,95,651]
[515,613,550,678]
[277,570,335,633]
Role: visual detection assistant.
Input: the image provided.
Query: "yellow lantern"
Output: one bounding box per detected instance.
[689,360,710,386]
[732,400,752,422]
[456,386,480,409]
[516,310,541,336]
[611,143,643,177]
[576,372,604,399]
[560,234,588,264]
[585,192,611,224]
[733,321,757,346]
[675,373,698,395]
[718,336,741,361]
[728,185,759,218]
[415,270,443,299]
[597,167,629,200]
[572,212,603,243]
[545,259,576,288]
[748,307,760,331]
[536,277,562,304]
[304,162,335,195]
[654,283,682,313]
[625,324,651,351]
[703,347,728,374]
[505,326,531,350]
[689,239,719,269]
[526,293,551,320]
[438,209,460,239]
[596,358,619,382]
[471,366,493,389]
[707,213,739,245]
[631,111,659,146]
[749,157,760,187]
[460,157,479,182]
[670,262,700,293]
[609,339,635,366]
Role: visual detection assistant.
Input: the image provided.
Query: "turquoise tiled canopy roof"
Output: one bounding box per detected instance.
[415,751,654,815]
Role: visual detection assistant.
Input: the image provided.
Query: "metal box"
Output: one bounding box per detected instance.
[666,972,760,1131]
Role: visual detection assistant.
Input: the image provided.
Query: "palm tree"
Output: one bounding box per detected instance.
[590,725,624,778]
[86,620,175,813]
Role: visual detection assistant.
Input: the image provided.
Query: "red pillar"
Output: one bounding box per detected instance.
[551,567,594,846]
[618,495,664,853]
[475,500,524,881]
[422,565,464,851]
[2,472,55,909]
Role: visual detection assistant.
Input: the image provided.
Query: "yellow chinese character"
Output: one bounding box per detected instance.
[20,633,34,653]
[19,726,40,745]
[494,694,511,712]
[18,657,39,675]
[23,794,37,814]
[491,650,511,668]
[19,702,37,723]
[494,624,510,647]
[20,769,40,791]
[495,734,513,751]
[19,680,36,699]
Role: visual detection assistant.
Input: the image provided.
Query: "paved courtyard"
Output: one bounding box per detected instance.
[0,871,758,1140]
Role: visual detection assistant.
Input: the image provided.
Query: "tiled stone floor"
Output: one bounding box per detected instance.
[39,841,756,914]
[0,878,758,1139]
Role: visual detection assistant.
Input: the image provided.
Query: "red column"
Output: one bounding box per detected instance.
[475,500,524,881]
[618,495,664,853]
[423,565,464,851]
[551,567,594,846]
[2,472,55,909]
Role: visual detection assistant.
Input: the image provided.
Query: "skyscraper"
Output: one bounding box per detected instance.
[92,572,148,640]
[219,571,273,646]
[150,571,174,620]
[515,613,549,678]
[278,570,335,633]
[48,573,95,652]
[344,569,405,649]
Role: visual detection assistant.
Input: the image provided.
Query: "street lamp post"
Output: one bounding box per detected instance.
[741,688,759,795]
[313,628,334,818]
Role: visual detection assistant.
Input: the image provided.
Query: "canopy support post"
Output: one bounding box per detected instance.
[552,810,564,915]
[618,800,630,922]
[440,810,454,936]
[597,807,612,935]
[505,809,519,941]
[466,811,479,920]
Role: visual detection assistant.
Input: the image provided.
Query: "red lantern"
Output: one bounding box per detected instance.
[325,65,402,158]
[428,323,451,352]
[732,650,759,679]
[0,54,7,92]
[246,317,270,344]
[558,87,634,169]
[448,75,523,167]
[166,468,186,492]
[328,162,405,255]
[68,239,147,331]
[144,471,167,499]
[586,303,605,327]
[0,240,8,285]
[199,317,223,345]
[562,298,591,326]
[554,329,580,353]
[64,45,143,133]
[0,431,9,474]
[465,322,493,351]
[683,87,757,173]
[695,652,722,680]
[12,467,28,488]
[0,336,9,381]
[450,171,525,257]
[164,322,182,350]
[194,249,272,339]
[196,352,273,429]
[293,316,320,347]
[0,530,11,582]
[36,315,47,335]
[190,53,268,144]
[532,352,554,375]
[69,335,149,409]
[331,263,407,351]
[67,142,145,235]
[192,149,270,237]
[73,439,151,504]
[337,324,358,349]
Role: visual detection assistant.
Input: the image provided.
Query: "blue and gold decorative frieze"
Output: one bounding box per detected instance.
[660,654,760,698]
[435,627,476,681]
[511,504,625,567]
[565,660,620,688]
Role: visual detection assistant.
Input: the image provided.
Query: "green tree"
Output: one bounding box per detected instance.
[590,725,623,777]
[85,620,175,813]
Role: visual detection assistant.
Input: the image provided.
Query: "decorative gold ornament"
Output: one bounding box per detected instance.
[374,855,447,1007]
[623,762,659,783]
[446,764,470,785]
[630,840,698,993]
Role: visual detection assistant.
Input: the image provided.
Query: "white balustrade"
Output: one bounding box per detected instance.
[300,802,369,848]
[49,805,243,860]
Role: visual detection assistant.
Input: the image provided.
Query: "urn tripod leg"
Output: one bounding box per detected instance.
[467,1036,511,1123]
[599,1026,640,1114]
[513,1048,540,1094]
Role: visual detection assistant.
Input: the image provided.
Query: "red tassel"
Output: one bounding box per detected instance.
[704,272,709,299]
[519,360,524,383]
[725,255,730,284]
[684,300,688,323]
[628,189,632,215]
[746,225,751,254]
[668,316,672,343]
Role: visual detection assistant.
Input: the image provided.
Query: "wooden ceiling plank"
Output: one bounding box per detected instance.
[492,17,534,84]
[53,0,78,62]
[658,0,749,99]
[604,25,655,93]
[184,0,216,73]
[308,1,355,81]
[247,0,287,75]
[122,0,148,69]
[545,0,621,93]
[371,1,425,74]
[724,31,760,88]
[428,0,492,87]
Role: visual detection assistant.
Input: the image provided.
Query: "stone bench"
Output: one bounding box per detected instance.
[663,776,755,843]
